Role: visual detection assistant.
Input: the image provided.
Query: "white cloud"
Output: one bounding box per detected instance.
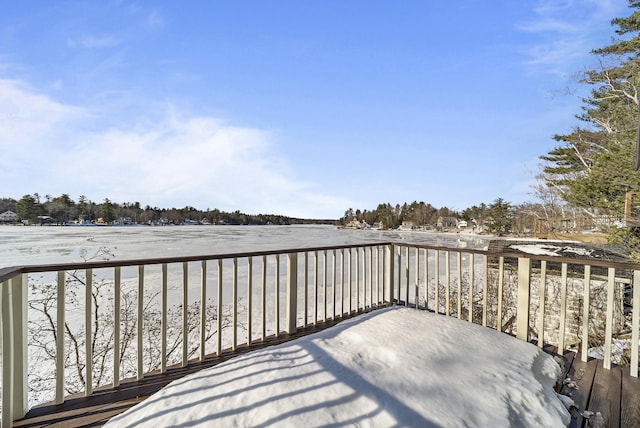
[519,0,627,74]
[67,35,121,49]
[146,9,165,29]
[0,80,347,218]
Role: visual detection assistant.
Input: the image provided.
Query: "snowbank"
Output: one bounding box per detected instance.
[107,307,570,427]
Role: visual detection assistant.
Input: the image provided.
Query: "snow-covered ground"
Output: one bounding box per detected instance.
[107,307,570,427]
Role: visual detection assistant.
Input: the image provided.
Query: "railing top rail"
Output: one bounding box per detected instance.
[0,242,392,283]
[4,240,640,284]
[394,242,640,271]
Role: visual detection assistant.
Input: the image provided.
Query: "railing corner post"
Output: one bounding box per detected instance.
[286,252,298,334]
[385,244,395,305]
[516,257,531,342]
[2,273,29,425]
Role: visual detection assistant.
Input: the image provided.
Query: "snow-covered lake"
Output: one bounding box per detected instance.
[0,224,490,268]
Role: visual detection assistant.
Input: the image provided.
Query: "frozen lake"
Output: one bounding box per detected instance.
[0,225,490,269]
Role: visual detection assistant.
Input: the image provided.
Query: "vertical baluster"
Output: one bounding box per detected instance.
[357,247,361,311]
[456,252,462,319]
[304,252,308,327]
[385,244,394,304]
[200,261,206,361]
[275,255,280,336]
[363,247,367,310]
[414,247,419,309]
[261,255,267,341]
[286,253,298,334]
[56,271,65,404]
[332,249,337,319]
[368,247,373,309]
[497,256,504,331]
[323,250,328,322]
[247,257,253,345]
[423,249,428,310]
[581,265,591,360]
[405,246,409,306]
[482,255,488,327]
[114,266,121,386]
[161,264,167,373]
[85,269,93,395]
[217,259,223,355]
[558,263,568,353]
[516,257,531,342]
[396,247,401,303]
[232,257,238,351]
[341,248,345,316]
[468,254,474,323]
[434,250,440,314]
[604,267,615,370]
[631,269,639,377]
[445,251,451,316]
[375,247,380,306]
[137,265,144,378]
[314,251,318,324]
[538,261,546,349]
[348,248,353,313]
[182,262,188,367]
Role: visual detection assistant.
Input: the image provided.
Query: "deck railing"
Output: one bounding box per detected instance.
[1,242,639,426]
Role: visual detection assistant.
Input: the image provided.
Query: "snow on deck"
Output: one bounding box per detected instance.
[107,307,570,427]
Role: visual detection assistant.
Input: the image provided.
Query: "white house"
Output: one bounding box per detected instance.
[0,210,18,222]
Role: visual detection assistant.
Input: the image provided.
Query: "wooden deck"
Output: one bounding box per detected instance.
[555,349,640,428]
[13,322,640,428]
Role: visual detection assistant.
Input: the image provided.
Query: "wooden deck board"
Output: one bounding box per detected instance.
[621,375,640,428]
[562,356,597,428]
[588,363,622,428]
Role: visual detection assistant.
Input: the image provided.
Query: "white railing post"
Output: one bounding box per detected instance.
[631,269,639,377]
[114,266,121,387]
[161,264,167,373]
[497,257,504,331]
[468,253,474,323]
[200,261,206,361]
[604,267,616,370]
[286,252,298,334]
[56,271,66,404]
[13,274,28,419]
[332,249,336,319]
[558,263,568,353]
[232,258,238,351]
[217,259,223,354]
[85,269,93,395]
[385,244,394,304]
[581,265,591,361]
[1,273,29,425]
[137,265,145,378]
[247,257,253,345]
[182,262,189,366]
[538,261,547,348]
[516,257,531,342]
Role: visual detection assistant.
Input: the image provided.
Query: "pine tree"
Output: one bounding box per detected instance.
[540,0,640,215]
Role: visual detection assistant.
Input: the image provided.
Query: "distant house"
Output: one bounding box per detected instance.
[399,221,414,230]
[0,210,18,223]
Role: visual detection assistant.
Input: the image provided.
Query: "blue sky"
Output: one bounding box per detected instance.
[0,0,629,219]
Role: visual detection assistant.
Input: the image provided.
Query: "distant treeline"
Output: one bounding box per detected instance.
[0,193,336,225]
